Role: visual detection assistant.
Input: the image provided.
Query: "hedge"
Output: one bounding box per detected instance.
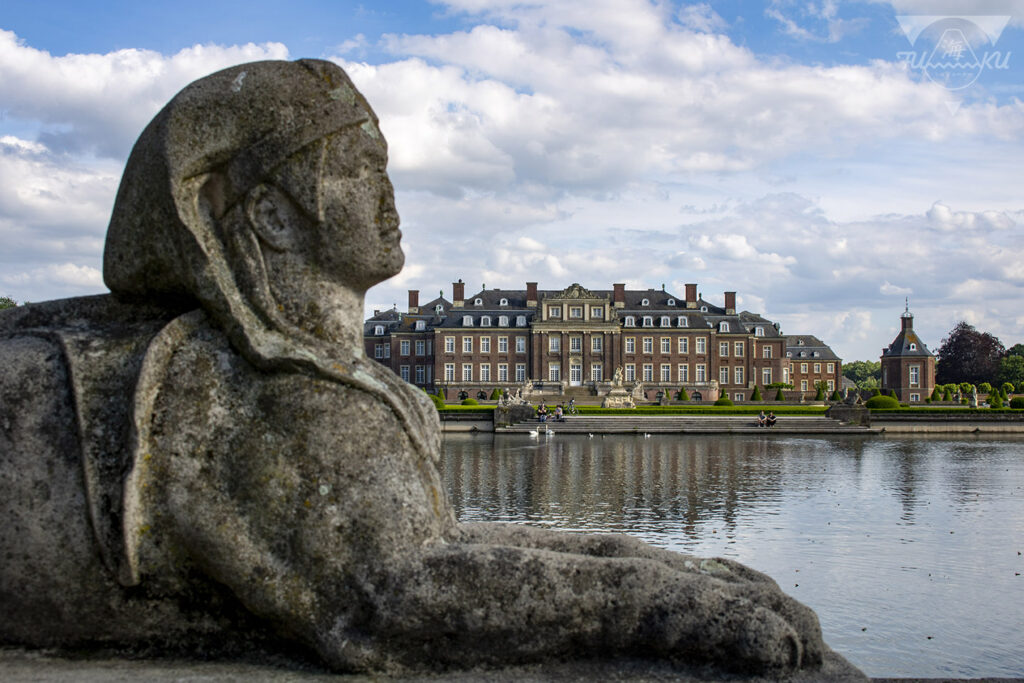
[574,405,827,416]
[865,395,900,409]
[714,396,734,406]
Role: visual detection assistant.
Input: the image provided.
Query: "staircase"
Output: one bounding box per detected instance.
[497,415,876,435]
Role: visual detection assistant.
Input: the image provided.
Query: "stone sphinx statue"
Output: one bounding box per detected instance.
[0,60,860,678]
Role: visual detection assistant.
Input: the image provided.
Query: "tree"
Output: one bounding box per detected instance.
[750,386,762,401]
[677,387,690,401]
[842,360,881,390]
[936,321,1005,385]
[1007,343,1024,358]
[814,383,825,401]
[997,356,1024,391]
[774,388,785,401]
[0,295,16,310]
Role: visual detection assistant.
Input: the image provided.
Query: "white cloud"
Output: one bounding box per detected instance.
[880,281,913,295]
[926,200,1016,231]
[1,262,103,290]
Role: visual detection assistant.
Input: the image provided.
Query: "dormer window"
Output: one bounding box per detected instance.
[799,351,806,357]
[812,351,819,357]
[499,315,509,327]
[624,316,636,327]
[677,316,688,327]
[642,316,653,327]
[797,339,804,345]
[516,315,527,327]
[415,320,425,331]
[374,325,385,336]
[755,326,764,336]
[667,298,675,306]
[462,315,473,327]
[641,298,650,306]
[499,297,509,306]
[435,304,443,314]
[909,343,917,350]
[481,316,491,327]
[474,298,483,306]
[719,322,729,333]
[660,316,670,327]
[700,305,708,312]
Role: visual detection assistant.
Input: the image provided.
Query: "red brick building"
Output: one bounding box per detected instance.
[880,306,936,403]
[785,335,843,399]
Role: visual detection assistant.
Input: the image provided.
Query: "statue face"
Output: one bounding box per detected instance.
[276,122,404,291]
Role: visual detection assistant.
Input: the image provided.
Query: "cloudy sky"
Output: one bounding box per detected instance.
[3,1,1023,361]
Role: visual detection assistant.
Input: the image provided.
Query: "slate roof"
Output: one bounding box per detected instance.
[882,318,934,357]
[785,335,840,361]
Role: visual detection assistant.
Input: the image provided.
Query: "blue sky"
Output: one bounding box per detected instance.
[2,1,1024,362]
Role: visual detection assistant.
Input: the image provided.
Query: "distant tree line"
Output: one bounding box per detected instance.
[0,295,16,310]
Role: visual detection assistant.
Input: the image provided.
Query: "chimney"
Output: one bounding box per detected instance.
[407,289,419,314]
[724,291,736,315]
[685,283,697,309]
[613,283,625,308]
[526,282,538,307]
[452,279,465,308]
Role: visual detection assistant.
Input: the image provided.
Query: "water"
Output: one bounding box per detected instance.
[440,432,1024,679]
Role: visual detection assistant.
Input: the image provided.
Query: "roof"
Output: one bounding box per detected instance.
[785,335,840,361]
[882,328,934,357]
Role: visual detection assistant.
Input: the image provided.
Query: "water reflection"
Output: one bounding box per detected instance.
[440,433,1024,679]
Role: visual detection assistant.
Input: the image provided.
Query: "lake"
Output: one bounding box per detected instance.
[439,432,1024,679]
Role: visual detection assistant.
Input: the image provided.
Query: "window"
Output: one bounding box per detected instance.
[498,363,508,382]
[625,337,636,354]
[827,363,835,373]
[480,364,491,382]
[642,316,653,327]
[591,306,603,319]
[548,306,561,318]
[499,297,509,306]
[374,344,387,359]
[642,337,653,353]
[700,305,708,312]
[755,326,764,336]
[415,366,425,384]
[499,315,509,327]
[661,364,671,382]
[678,337,689,354]
[591,334,603,352]
[696,337,706,354]
[415,320,425,331]
[549,362,561,381]
[762,368,772,385]
[624,316,636,327]
[516,315,527,327]
[435,304,444,314]
[734,392,744,402]
[734,366,744,385]
[569,306,583,319]
[801,380,808,391]
[515,363,526,382]
[569,336,582,352]
[462,364,473,381]
[734,342,744,356]
[625,364,636,381]
[400,365,410,382]
[720,367,729,384]
[498,336,508,353]
[474,298,483,306]
[592,363,603,381]
[463,337,473,353]
[814,363,821,373]
[827,379,835,391]
[660,337,670,353]
[719,342,729,357]
[678,364,689,382]
[445,336,455,353]
[719,321,730,333]
[909,343,917,351]
[696,364,706,382]
[801,362,808,373]
[374,325,385,335]
[641,298,650,306]
[444,363,455,381]
[480,316,491,327]
[667,298,676,306]
[462,315,473,327]
[425,366,432,384]
[643,364,654,381]
[762,346,772,359]
[677,316,688,327]
[660,316,670,327]
[549,334,561,352]
[481,337,491,353]
[910,366,920,386]
[415,340,425,355]
[400,340,410,356]
[910,393,920,402]
[515,336,527,353]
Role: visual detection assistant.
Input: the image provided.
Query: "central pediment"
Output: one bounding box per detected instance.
[553,283,602,300]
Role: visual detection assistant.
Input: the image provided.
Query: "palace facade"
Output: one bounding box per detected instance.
[364,281,842,401]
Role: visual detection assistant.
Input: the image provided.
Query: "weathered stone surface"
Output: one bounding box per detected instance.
[0,59,864,680]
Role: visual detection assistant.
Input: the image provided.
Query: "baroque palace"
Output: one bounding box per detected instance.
[364,281,842,401]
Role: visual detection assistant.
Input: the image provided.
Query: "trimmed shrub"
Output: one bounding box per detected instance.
[887,388,898,399]
[942,387,952,401]
[461,397,478,405]
[1010,397,1024,409]
[829,389,842,402]
[677,387,690,401]
[1002,382,1015,395]
[989,393,1003,409]
[930,387,942,401]
[871,388,881,397]
[959,382,973,395]
[865,395,900,409]
[429,393,446,409]
[714,396,734,406]
[489,388,502,400]
[774,388,785,401]
[750,386,763,401]
[978,382,993,395]
[814,385,825,401]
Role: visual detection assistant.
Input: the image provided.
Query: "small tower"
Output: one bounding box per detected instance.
[880,301,936,402]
